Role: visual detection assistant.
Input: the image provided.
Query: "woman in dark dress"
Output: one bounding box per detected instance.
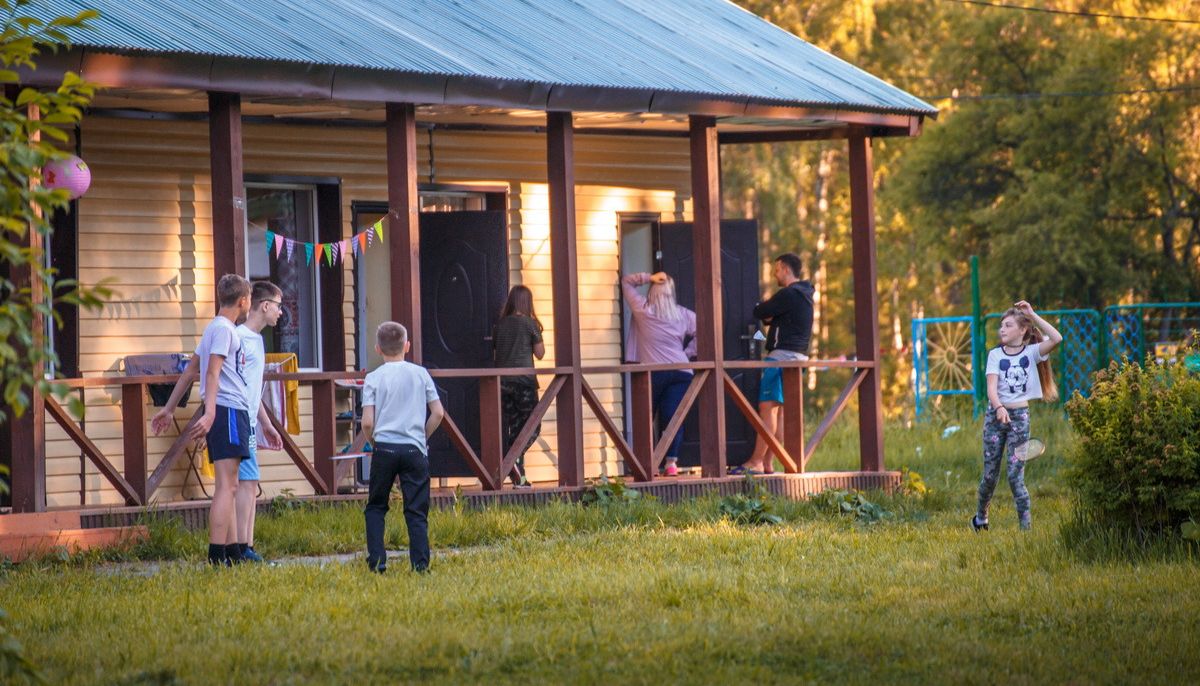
[493,285,545,487]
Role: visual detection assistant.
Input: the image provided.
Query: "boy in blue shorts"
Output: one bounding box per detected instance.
[233,281,284,562]
[192,274,253,565]
[154,279,284,564]
[361,322,444,573]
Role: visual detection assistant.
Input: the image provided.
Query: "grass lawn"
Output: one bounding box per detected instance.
[3,409,1198,684]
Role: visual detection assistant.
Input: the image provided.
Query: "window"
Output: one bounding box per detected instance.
[245,184,322,368]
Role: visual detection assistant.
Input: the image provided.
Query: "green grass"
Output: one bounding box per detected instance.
[3,410,1199,684]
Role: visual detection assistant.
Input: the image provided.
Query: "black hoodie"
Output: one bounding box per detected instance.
[753,281,815,355]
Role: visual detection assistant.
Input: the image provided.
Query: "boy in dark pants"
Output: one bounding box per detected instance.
[361,322,444,573]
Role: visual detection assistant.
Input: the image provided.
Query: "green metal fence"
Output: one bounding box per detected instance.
[914,302,1200,416]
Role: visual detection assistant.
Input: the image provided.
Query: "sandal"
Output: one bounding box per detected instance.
[727,465,762,476]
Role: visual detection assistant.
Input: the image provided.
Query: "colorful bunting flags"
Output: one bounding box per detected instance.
[252,216,385,269]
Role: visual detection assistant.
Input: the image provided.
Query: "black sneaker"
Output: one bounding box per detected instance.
[970,515,989,532]
[243,546,265,563]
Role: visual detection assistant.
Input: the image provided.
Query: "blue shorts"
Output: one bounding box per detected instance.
[206,405,251,462]
[758,351,808,404]
[239,429,261,481]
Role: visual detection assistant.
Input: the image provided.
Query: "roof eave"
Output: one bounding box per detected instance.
[17,47,937,129]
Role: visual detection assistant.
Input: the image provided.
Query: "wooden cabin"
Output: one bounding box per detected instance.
[2,0,936,513]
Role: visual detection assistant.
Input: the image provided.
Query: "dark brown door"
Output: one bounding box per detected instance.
[419,211,508,477]
[659,220,760,467]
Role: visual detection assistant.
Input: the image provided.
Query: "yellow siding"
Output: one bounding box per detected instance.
[45,116,691,507]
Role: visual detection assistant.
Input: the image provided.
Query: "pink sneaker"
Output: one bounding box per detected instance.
[663,462,679,477]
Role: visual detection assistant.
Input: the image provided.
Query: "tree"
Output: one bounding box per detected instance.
[728,1,1200,414]
[1,0,106,423]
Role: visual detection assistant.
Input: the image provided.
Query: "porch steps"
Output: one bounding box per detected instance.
[0,511,82,535]
[0,512,146,562]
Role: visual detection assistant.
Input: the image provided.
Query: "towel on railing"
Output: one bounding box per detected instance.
[263,352,301,434]
[261,361,287,434]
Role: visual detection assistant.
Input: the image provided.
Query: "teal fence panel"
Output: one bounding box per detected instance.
[1103,303,1200,366]
[912,316,975,418]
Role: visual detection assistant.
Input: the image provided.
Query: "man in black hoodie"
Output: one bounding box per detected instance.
[732,253,815,474]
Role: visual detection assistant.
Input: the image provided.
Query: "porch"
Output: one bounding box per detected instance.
[3,0,936,513]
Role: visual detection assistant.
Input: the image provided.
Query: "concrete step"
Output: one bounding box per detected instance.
[0,511,82,535]
[0,526,148,562]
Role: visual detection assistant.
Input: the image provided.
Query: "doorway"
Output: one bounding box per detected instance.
[353,187,508,477]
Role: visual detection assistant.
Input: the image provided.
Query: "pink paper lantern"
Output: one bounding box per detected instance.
[42,154,91,200]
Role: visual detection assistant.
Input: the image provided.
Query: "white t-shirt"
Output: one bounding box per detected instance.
[195,316,248,411]
[986,344,1050,406]
[236,324,266,427]
[362,361,440,453]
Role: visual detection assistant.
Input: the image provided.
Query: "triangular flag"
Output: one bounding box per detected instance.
[286,238,295,261]
[323,242,333,266]
[374,219,384,243]
[367,227,374,247]
[265,230,275,256]
[331,241,340,264]
[274,234,284,258]
[340,238,350,260]
[304,243,314,265]
[351,234,360,256]
[358,232,367,253]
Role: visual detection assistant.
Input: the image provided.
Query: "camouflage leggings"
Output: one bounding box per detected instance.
[501,381,540,475]
[976,407,1032,528]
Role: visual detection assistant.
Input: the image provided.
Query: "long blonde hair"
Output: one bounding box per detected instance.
[647,275,682,322]
[1002,308,1058,402]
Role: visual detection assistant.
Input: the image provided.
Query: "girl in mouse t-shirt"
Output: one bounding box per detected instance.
[972,301,1062,532]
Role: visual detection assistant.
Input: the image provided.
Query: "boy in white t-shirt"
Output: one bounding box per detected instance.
[151,274,251,565]
[153,280,284,564]
[232,281,284,562]
[361,322,444,573]
[973,301,1062,532]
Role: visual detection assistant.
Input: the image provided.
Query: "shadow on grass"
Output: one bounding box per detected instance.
[1058,509,1199,565]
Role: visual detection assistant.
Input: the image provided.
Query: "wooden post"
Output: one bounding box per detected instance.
[208,92,246,288]
[689,116,726,477]
[121,384,148,505]
[547,111,584,487]
[782,367,805,472]
[6,87,46,512]
[848,130,885,471]
[479,375,503,490]
[386,102,423,363]
[629,371,654,480]
[312,380,337,494]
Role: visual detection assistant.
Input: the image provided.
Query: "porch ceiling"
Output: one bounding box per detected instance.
[86,89,899,138]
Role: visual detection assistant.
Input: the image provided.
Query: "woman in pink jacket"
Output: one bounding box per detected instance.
[621,272,697,476]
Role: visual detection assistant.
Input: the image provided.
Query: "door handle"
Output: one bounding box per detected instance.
[739,324,760,359]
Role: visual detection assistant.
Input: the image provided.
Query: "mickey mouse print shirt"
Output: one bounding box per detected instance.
[985,344,1050,406]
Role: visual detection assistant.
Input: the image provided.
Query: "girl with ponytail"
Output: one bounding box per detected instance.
[972,301,1062,532]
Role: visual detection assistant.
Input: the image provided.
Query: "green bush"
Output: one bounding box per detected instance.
[1066,357,1200,539]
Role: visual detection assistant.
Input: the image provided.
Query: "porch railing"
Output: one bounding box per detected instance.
[35,358,876,508]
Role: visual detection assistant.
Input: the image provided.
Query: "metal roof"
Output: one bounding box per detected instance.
[26,0,937,117]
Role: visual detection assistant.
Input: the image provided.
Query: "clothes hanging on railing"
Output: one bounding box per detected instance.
[264,352,301,434]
